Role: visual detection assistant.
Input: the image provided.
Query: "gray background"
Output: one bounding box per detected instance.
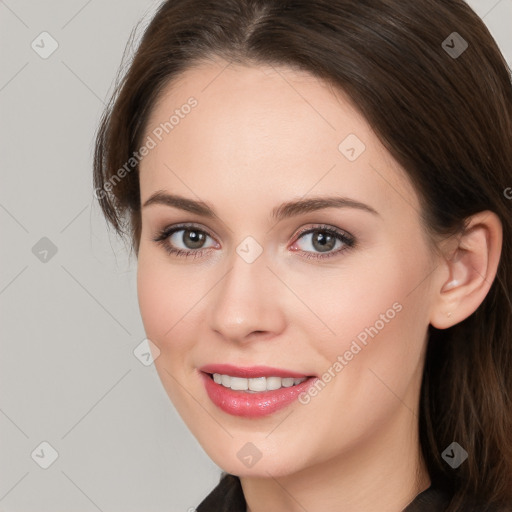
[0,1,511,510]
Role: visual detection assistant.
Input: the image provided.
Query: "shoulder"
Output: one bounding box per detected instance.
[195,476,512,512]
[196,473,246,512]
[403,486,452,511]
[402,485,512,512]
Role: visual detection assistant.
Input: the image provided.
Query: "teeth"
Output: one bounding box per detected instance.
[212,373,307,392]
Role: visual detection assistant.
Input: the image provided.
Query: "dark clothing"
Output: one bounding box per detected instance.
[196,474,247,512]
[195,473,453,512]
[403,484,451,511]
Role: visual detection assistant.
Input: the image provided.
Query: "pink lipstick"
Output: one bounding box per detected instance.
[198,364,318,417]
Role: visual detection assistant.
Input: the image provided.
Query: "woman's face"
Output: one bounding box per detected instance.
[137,60,440,477]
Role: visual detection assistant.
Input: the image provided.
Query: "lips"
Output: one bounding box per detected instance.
[197,363,318,417]
[198,363,314,379]
[199,370,318,417]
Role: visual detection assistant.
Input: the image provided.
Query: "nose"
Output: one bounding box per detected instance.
[208,245,286,345]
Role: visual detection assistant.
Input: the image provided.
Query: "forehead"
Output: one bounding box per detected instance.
[138,60,420,220]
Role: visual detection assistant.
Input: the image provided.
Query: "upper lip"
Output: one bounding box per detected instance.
[199,363,314,379]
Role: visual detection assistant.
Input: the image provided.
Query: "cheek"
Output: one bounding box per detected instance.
[136,252,196,355]
[298,244,432,374]
[136,252,204,414]
[285,251,431,447]
[137,257,166,340]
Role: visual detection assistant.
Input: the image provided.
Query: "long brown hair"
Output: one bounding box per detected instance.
[93,1,512,510]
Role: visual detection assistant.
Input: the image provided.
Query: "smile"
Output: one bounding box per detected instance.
[199,370,318,417]
[211,373,308,392]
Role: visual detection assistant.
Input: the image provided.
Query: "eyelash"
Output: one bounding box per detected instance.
[152,223,356,261]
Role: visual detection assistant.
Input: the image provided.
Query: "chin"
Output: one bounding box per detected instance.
[206,448,301,478]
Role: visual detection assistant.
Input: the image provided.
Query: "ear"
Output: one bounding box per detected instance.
[429,210,502,329]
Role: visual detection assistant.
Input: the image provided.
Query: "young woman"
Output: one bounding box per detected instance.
[93,1,512,511]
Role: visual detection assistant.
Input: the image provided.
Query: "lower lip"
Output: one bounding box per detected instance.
[199,371,318,417]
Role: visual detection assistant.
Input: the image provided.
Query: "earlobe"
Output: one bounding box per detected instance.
[429,211,502,330]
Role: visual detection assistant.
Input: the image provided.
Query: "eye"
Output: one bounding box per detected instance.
[152,223,217,259]
[152,223,356,260]
[290,224,356,260]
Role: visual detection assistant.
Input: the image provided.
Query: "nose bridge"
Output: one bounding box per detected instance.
[209,237,284,341]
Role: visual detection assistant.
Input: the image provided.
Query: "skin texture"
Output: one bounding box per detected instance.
[136,59,502,512]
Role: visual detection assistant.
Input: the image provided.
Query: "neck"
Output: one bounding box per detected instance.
[240,406,430,512]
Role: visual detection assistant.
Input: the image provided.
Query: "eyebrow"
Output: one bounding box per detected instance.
[142,190,380,221]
